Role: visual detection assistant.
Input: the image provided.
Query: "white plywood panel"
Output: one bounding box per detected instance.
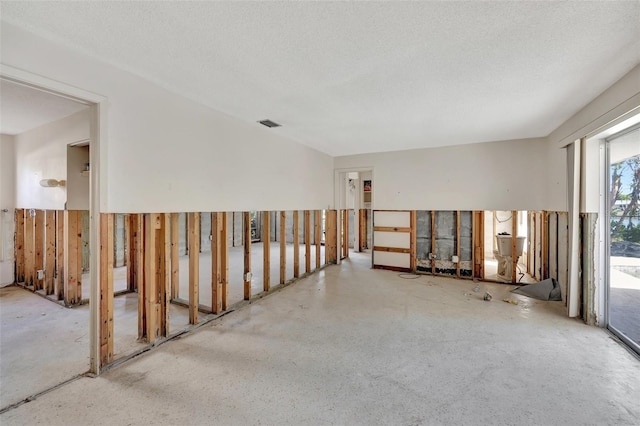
[374,211,410,228]
[374,231,410,248]
[374,251,410,268]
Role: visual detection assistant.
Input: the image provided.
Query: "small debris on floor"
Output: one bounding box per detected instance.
[502,298,519,305]
[483,292,492,301]
[472,285,480,293]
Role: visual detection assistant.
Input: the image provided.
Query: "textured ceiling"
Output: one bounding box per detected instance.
[1,1,639,155]
[0,79,88,135]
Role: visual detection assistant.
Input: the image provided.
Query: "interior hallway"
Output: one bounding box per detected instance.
[2,252,639,425]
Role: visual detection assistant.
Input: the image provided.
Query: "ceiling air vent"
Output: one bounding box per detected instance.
[258,119,281,128]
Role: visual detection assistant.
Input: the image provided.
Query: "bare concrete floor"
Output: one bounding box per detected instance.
[2,251,639,425]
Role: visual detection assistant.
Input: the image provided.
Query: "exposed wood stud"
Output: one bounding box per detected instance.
[315,210,321,269]
[126,215,135,291]
[410,211,417,271]
[210,213,221,313]
[34,210,44,291]
[143,214,157,341]
[512,210,518,284]
[472,211,485,280]
[280,211,286,284]
[431,211,436,275]
[24,210,35,287]
[188,212,200,324]
[160,214,170,337]
[359,209,367,251]
[374,226,411,233]
[342,210,349,258]
[243,211,252,300]
[221,213,229,310]
[55,210,64,300]
[542,211,549,279]
[65,211,82,305]
[293,210,300,278]
[304,210,311,273]
[99,213,114,366]
[15,209,25,284]
[325,210,338,264]
[263,211,271,292]
[373,246,411,254]
[456,211,461,278]
[136,215,146,340]
[170,213,179,299]
[45,210,56,294]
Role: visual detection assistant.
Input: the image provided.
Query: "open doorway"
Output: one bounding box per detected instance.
[0,74,103,408]
[483,211,535,283]
[338,169,373,263]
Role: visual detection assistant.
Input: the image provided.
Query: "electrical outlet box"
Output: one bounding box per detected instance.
[37,270,45,280]
[244,272,253,281]
[209,234,213,241]
[452,255,459,263]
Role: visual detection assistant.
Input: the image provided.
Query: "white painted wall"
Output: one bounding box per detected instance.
[14,109,89,210]
[335,138,548,211]
[1,23,334,213]
[0,134,16,284]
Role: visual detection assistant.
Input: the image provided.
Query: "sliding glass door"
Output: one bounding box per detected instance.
[607,125,640,353]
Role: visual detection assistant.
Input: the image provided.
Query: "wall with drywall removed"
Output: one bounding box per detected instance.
[335,138,550,211]
[1,23,334,213]
[0,134,16,284]
[13,109,89,210]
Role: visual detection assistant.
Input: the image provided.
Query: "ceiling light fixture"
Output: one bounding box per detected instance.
[258,119,281,128]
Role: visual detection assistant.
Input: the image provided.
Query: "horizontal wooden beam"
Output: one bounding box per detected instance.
[373,246,411,254]
[373,226,411,233]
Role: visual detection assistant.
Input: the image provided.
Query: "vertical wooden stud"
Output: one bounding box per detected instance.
[136,215,146,340]
[431,211,436,275]
[15,209,25,284]
[221,213,229,310]
[325,210,338,264]
[280,211,286,284]
[456,211,461,278]
[45,210,56,294]
[55,210,64,299]
[15,209,25,283]
[410,210,417,271]
[65,210,82,305]
[211,212,222,313]
[293,210,300,278]
[472,211,485,280]
[315,210,321,269]
[243,211,251,300]
[143,213,158,341]
[511,210,518,283]
[304,210,311,274]
[24,210,35,287]
[542,211,549,279]
[170,213,179,299]
[126,215,134,291]
[160,214,170,337]
[99,213,114,366]
[188,212,200,324]
[358,209,367,251]
[342,210,349,258]
[34,210,44,291]
[262,211,270,292]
